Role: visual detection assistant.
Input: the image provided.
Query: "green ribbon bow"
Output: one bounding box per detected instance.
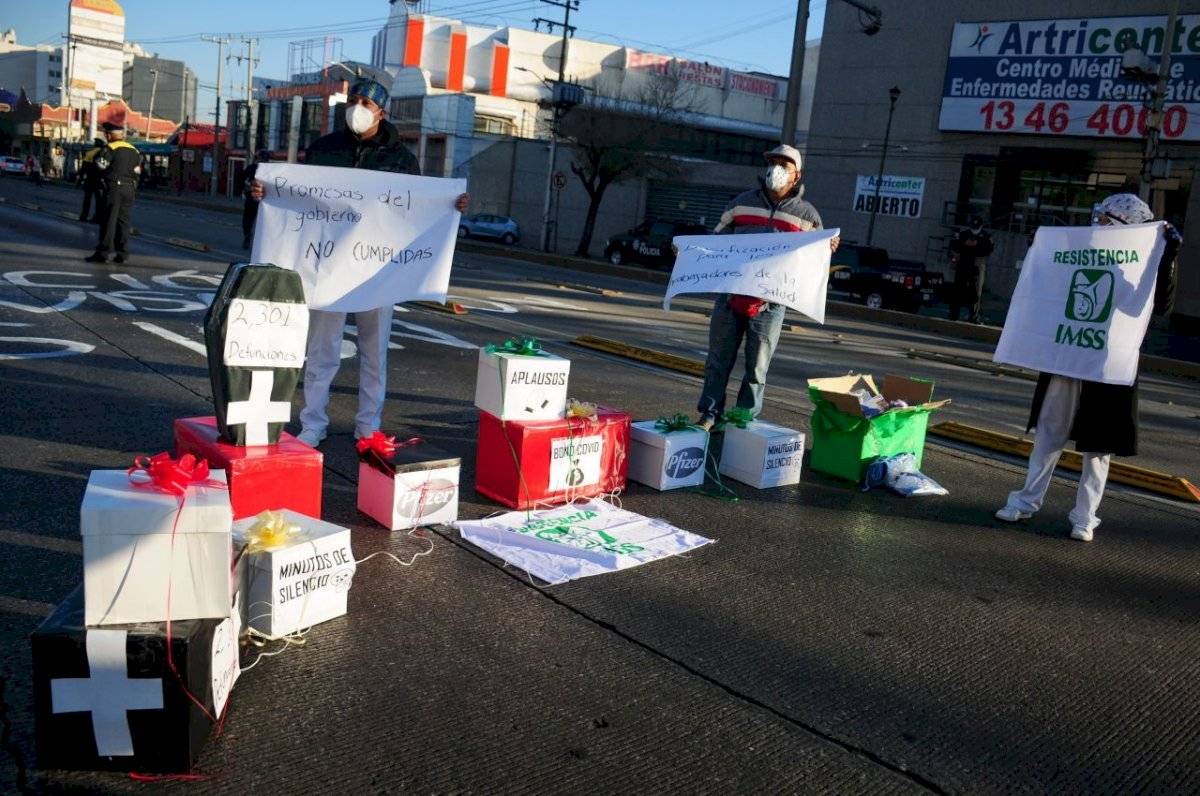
[718,407,754,430]
[484,337,543,356]
[654,413,694,433]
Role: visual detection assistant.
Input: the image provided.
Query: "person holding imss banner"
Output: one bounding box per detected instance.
[994,194,1179,542]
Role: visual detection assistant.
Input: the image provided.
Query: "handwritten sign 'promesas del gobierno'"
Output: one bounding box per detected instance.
[664,229,839,323]
[250,162,466,312]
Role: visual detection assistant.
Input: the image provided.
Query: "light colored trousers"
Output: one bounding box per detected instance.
[299,305,393,439]
[1006,375,1111,532]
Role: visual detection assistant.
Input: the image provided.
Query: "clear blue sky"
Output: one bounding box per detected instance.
[2,0,825,124]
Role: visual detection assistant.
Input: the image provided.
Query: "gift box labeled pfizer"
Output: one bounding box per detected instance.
[628,417,709,490]
[475,406,630,510]
[473,340,570,421]
[233,510,356,640]
[356,433,461,530]
[719,420,805,489]
[175,415,323,520]
[32,585,239,773]
[807,374,949,483]
[81,459,233,627]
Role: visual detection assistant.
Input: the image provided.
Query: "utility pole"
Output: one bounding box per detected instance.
[781,0,809,146]
[230,38,261,158]
[144,68,159,140]
[865,86,900,247]
[202,35,231,196]
[1140,0,1180,204]
[533,0,578,252]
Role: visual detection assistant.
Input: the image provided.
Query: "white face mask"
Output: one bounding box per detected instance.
[765,163,793,194]
[345,103,377,135]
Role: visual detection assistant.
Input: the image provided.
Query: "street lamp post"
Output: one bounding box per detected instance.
[865,85,900,247]
[145,69,159,140]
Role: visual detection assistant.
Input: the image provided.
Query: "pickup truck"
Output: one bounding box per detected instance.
[827,244,944,313]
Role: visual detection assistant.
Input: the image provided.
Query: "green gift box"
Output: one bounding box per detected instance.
[807,374,949,483]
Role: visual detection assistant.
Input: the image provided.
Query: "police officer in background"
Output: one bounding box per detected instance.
[77,136,106,223]
[947,215,994,324]
[85,122,141,264]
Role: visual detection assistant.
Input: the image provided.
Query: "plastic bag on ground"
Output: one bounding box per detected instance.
[863,452,949,497]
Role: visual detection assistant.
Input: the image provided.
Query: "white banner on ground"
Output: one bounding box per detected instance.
[664,229,839,323]
[456,500,712,584]
[994,222,1165,386]
[250,162,465,312]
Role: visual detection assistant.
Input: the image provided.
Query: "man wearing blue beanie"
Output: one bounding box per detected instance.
[251,76,469,447]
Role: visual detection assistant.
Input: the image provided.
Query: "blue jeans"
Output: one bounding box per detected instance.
[697,296,786,419]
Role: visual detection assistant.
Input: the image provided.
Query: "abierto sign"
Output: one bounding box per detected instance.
[853,175,925,218]
[993,222,1166,385]
[939,15,1200,141]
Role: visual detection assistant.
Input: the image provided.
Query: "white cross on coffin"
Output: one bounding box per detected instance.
[51,629,163,757]
[225,369,291,445]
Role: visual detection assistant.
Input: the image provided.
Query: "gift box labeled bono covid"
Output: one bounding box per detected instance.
[807,374,949,483]
[175,415,323,520]
[474,340,570,421]
[627,417,709,490]
[233,509,356,640]
[32,585,240,773]
[719,418,805,488]
[81,459,233,627]
[356,433,461,530]
[475,406,631,509]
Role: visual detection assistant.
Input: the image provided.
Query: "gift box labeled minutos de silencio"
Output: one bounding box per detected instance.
[174,416,323,521]
[475,407,630,510]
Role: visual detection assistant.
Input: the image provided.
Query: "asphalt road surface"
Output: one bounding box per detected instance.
[1,178,1199,793]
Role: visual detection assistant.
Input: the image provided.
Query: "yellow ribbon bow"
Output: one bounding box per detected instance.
[566,399,598,419]
[243,510,302,553]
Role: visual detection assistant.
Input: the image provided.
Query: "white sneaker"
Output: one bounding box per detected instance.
[994,506,1033,522]
[297,428,325,448]
[1070,525,1094,542]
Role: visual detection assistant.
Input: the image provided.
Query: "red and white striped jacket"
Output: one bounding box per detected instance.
[713,184,823,235]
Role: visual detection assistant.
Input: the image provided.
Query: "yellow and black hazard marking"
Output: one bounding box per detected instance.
[930,421,1200,503]
[165,236,209,252]
[907,348,1036,381]
[573,335,705,378]
[414,300,468,315]
[557,283,623,297]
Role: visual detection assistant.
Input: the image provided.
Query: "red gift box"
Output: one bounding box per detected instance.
[174,416,323,520]
[475,407,630,510]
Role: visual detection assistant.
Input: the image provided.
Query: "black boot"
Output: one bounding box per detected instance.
[84,252,108,263]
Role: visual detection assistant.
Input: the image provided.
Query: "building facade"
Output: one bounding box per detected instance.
[0,30,66,105]
[122,54,197,125]
[806,0,1200,327]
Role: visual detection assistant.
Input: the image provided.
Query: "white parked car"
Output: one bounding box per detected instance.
[0,156,26,174]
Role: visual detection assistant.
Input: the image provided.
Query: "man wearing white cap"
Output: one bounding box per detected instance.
[696,144,839,428]
[995,193,1180,541]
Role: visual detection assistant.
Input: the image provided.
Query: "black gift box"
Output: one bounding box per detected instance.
[204,262,307,446]
[31,586,234,773]
[358,437,461,477]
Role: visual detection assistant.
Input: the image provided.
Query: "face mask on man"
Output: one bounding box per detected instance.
[345,103,378,135]
[764,163,793,194]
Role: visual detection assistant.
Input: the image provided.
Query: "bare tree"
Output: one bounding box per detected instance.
[557,72,698,257]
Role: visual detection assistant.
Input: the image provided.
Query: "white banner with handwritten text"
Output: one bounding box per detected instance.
[664,229,838,323]
[251,163,465,312]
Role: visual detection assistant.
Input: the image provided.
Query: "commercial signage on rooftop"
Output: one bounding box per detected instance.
[939,15,1200,141]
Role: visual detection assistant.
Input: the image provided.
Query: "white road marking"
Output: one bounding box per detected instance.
[0,335,95,360]
[132,321,206,355]
[0,290,87,314]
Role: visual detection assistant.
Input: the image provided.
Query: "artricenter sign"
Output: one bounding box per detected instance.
[939,15,1200,141]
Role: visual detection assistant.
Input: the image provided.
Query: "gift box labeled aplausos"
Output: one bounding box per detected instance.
[32,585,240,773]
[356,433,461,530]
[807,374,949,483]
[81,457,233,626]
[233,509,356,640]
[719,418,805,489]
[204,262,309,446]
[473,340,570,421]
[175,415,323,521]
[627,417,709,490]
[475,406,631,509]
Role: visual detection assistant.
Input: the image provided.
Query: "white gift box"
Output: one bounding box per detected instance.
[719,422,805,488]
[232,510,356,639]
[473,347,569,421]
[357,442,461,530]
[627,421,709,490]
[81,470,233,627]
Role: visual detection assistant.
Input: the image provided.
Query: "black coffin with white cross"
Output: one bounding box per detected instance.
[31,586,239,773]
[204,262,309,446]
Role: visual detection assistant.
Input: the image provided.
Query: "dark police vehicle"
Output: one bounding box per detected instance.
[604,220,707,269]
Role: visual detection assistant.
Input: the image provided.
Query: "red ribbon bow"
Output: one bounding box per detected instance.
[356,431,399,460]
[127,452,212,495]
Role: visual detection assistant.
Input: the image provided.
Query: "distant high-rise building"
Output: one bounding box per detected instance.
[0,29,66,104]
[122,55,198,124]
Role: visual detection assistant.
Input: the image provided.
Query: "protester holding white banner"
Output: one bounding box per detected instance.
[994,194,1180,542]
[691,144,840,429]
[250,77,469,447]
